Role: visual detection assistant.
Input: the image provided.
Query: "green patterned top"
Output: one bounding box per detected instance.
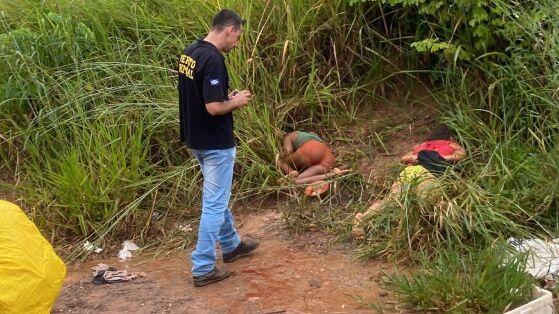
[293,131,323,150]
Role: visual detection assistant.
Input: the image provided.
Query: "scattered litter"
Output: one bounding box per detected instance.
[91,263,145,285]
[118,249,132,260]
[508,237,559,279]
[83,241,102,253]
[544,274,558,290]
[118,240,140,261]
[152,211,164,221]
[123,240,140,251]
[176,224,193,233]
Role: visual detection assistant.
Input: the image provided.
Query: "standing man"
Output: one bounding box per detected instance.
[178,9,259,287]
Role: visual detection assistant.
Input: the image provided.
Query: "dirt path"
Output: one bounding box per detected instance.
[51,88,437,313]
[54,211,398,313]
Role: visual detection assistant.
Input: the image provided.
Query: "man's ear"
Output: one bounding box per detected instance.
[225,25,235,35]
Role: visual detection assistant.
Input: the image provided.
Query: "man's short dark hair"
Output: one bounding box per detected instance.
[211,9,245,31]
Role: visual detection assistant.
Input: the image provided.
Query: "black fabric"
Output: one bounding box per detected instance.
[178,39,234,149]
[417,150,451,177]
[91,267,118,285]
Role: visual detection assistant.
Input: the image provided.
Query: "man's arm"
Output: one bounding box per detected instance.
[205,90,252,116]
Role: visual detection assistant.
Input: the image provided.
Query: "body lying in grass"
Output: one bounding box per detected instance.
[276,131,349,185]
[352,125,467,238]
[400,124,466,165]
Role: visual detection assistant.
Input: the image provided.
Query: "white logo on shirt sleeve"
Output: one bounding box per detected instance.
[209,79,220,86]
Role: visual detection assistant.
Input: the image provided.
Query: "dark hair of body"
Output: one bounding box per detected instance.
[425,124,453,141]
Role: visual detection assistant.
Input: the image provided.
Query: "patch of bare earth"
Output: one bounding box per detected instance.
[54,211,398,313]
[0,170,16,203]
[335,86,438,192]
[53,86,439,313]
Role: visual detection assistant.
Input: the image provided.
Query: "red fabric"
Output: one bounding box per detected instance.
[294,140,336,170]
[413,140,455,156]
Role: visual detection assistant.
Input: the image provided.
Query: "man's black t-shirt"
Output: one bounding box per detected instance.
[178,39,234,149]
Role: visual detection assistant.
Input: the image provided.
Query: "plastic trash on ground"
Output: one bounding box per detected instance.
[505,286,554,314]
[83,240,102,253]
[508,237,559,278]
[91,263,145,284]
[0,200,66,313]
[118,240,140,261]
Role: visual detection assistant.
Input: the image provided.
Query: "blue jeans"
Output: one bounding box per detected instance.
[190,147,241,276]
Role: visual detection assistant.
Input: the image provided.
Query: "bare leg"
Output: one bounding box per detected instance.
[295,168,351,184]
[351,199,386,239]
[277,159,299,178]
[389,181,402,195]
[295,173,328,184]
[351,182,402,239]
[278,151,309,176]
[297,165,327,179]
[294,165,328,184]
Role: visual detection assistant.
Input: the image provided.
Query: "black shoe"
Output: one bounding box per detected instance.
[192,266,230,287]
[223,238,260,263]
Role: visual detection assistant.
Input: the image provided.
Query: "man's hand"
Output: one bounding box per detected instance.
[205,90,252,116]
[228,89,239,98]
[229,90,252,109]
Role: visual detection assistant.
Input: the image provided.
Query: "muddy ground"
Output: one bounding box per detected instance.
[13,90,437,313]
[53,211,402,313]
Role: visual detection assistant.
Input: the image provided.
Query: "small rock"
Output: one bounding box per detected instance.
[309,278,322,288]
[379,291,389,297]
[248,297,261,303]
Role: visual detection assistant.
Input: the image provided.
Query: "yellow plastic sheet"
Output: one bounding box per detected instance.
[0,200,66,313]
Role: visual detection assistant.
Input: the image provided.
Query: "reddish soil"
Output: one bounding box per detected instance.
[334,87,438,193]
[54,211,399,313]
[50,86,437,313]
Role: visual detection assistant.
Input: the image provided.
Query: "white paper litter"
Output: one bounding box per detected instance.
[118,240,140,261]
[118,249,132,261]
[83,241,102,253]
[122,240,140,251]
[508,237,559,279]
[176,224,193,232]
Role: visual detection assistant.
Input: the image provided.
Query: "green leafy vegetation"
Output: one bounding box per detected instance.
[1,0,558,311]
[387,244,535,312]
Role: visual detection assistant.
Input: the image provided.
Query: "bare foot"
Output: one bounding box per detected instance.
[304,181,329,197]
[366,201,384,214]
[332,168,351,175]
[351,226,365,239]
[288,170,299,179]
[351,213,365,239]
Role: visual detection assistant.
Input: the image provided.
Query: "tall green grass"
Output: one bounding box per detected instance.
[342,0,559,310]
[355,174,534,260]
[350,0,559,255]
[0,0,395,244]
[2,0,557,310]
[387,244,535,312]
